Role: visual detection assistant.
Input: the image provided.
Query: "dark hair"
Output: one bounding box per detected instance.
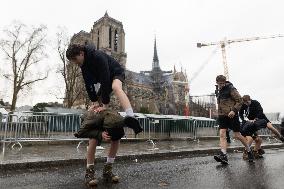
[66,44,84,60]
[216,75,226,82]
[242,95,251,102]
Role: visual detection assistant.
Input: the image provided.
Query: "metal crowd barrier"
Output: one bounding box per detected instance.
[0,114,8,154]
[193,119,219,139]
[125,117,218,140]
[2,113,282,152]
[1,113,83,151]
[1,114,19,153]
[257,123,282,138]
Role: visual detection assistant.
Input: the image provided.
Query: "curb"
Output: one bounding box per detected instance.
[1,143,284,171]
[1,137,218,147]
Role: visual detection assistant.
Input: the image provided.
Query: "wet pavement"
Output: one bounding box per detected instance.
[0,137,282,165]
[1,148,284,189]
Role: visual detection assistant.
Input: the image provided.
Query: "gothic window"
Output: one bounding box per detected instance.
[109,27,112,48]
[114,29,118,52]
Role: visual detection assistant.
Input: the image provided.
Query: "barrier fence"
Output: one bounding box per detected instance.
[0,113,282,152]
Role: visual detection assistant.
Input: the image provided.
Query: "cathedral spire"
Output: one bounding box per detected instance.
[152,37,160,70]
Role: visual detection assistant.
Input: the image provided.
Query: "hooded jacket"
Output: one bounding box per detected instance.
[74,110,126,145]
[80,45,124,104]
[216,81,242,116]
[74,109,143,145]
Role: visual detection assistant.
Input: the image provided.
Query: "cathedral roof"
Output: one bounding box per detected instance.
[72,30,90,37]
[70,30,91,44]
[126,69,177,88]
[125,70,153,87]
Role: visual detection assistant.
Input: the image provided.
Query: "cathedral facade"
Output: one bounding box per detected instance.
[68,12,189,115]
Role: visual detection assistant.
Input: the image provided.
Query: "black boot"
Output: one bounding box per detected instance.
[247,150,254,162]
[124,116,143,135]
[258,148,265,155]
[214,152,228,164]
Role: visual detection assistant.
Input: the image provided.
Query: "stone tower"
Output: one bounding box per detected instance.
[150,38,164,91]
[90,12,127,67]
[70,12,127,67]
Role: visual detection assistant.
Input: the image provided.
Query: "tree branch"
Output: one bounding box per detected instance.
[20,74,48,88]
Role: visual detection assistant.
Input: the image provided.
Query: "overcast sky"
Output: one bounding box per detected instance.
[0,0,284,115]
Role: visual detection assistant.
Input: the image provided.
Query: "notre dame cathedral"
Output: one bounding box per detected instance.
[68,12,189,115]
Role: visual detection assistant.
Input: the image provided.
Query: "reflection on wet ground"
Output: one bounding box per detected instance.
[0,137,282,164]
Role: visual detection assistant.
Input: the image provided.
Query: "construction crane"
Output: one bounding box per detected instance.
[190,46,219,83]
[197,34,284,80]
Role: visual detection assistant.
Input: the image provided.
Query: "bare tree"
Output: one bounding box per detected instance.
[56,27,86,108]
[0,21,48,111]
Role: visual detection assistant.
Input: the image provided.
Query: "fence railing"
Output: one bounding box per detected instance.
[1,113,282,152]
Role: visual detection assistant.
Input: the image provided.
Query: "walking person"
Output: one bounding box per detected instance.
[214,75,254,164]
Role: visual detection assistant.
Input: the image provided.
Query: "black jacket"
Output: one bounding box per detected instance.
[80,45,124,104]
[239,100,269,122]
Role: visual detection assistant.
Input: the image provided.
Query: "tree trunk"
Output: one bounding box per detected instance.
[11,91,18,111]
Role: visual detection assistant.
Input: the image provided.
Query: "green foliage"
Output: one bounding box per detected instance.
[139,107,151,114]
[30,102,52,112]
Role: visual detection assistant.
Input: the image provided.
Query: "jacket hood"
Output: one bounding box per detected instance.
[218,81,235,92]
[84,44,96,53]
[224,81,234,89]
[82,44,96,67]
